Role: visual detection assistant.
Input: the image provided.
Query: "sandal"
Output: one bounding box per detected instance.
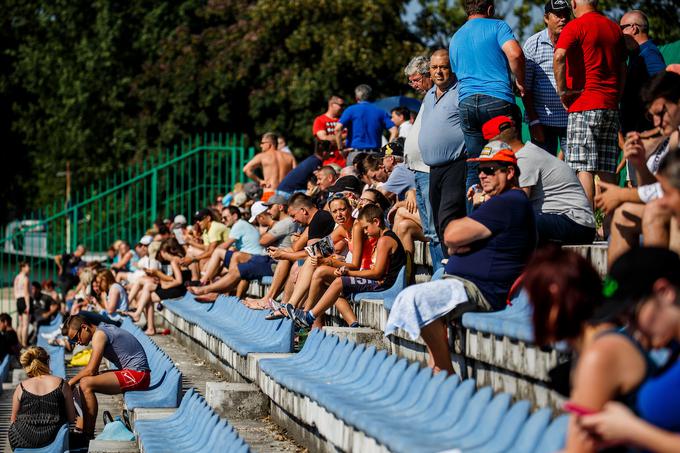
[103,410,113,425]
[265,310,285,320]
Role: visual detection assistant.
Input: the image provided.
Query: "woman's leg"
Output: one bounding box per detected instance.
[200,248,227,284]
[335,297,357,326]
[18,313,28,348]
[145,293,160,335]
[129,281,156,321]
[286,259,315,308]
[420,319,454,374]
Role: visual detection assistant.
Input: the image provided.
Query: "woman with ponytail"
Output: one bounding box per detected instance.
[9,346,75,449]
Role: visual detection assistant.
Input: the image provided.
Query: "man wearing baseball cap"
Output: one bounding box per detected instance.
[523,0,571,156]
[387,139,536,374]
[482,115,595,245]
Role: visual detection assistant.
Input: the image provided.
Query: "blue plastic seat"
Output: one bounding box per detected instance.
[0,353,11,383]
[466,399,531,452]
[14,423,69,453]
[534,414,569,453]
[462,289,535,342]
[505,407,554,453]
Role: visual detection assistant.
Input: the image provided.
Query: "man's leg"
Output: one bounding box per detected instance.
[534,126,559,156]
[287,259,315,308]
[200,248,227,283]
[437,158,467,243]
[79,373,122,436]
[642,199,672,248]
[420,318,453,374]
[596,171,618,237]
[415,170,442,270]
[608,202,645,269]
[429,168,444,255]
[282,261,300,303]
[304,266,337,311]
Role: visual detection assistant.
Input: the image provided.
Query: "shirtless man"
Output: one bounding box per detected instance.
[13,262,30,348]
[243,132,296,196]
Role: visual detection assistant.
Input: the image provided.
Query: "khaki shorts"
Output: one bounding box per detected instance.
[442,274,493,321]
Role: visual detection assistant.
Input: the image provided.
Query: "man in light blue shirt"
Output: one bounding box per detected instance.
[449,0,525,204]
[523,0,571,156]
[418,49,467,253]
[335,84,398,165]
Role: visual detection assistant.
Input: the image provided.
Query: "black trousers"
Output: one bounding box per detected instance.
[429,156,467,256]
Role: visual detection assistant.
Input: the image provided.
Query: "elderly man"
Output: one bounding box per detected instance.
[312,95,346,167]
[449,0,526,196]
[403,55,442,268]
[335,84,398,165]
[243,132,296,199]
[620,10,666,135]
[386,141,536,374]
[554,0,626,209]
[523,0,572,155]
[419,49,467,253]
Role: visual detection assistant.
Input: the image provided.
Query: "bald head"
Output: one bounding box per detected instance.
[430,49,454,90]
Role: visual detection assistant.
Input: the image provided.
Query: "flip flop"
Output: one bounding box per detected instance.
[265,310,286,320]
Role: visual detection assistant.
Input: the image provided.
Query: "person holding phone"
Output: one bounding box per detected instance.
[522,246,653,453]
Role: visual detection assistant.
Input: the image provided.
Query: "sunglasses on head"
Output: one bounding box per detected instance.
[477,164,507,175]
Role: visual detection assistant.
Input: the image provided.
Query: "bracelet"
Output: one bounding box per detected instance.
[529,119,541,127]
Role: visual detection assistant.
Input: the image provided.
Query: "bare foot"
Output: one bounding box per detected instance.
[188,286,207,296]
[244,298,270,309]
[124,311,140,322]
[145,330,156,336]
[195,293,218,303]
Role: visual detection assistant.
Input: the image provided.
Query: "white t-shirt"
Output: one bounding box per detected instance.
[403,104,429,173]
[398,121,413,138]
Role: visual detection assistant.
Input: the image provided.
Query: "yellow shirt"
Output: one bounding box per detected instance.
[202,221,230,245]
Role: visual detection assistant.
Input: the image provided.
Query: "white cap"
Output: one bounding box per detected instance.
[173,214,187,226]
[138,235,153,246]
[249,201,269,223]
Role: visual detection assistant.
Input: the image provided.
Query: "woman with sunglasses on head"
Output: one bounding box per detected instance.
[523,247,654,453]
[579,248,680,452]
[125,238,190,335]
[9,346,76,450]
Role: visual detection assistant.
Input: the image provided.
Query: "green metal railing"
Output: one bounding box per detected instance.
[0,133,254,310]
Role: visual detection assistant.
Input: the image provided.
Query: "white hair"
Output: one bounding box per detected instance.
[404,56,430,77]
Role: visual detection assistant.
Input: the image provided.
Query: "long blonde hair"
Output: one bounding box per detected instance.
[20,346,51,378]
[95,270,116,294]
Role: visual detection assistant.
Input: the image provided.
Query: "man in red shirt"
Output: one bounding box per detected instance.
[312,95,346,168]
[554,0,626,211]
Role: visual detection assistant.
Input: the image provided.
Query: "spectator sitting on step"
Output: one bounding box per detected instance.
[30,281,60,330]
[64,314,150,442]
[189,204,278,301]
[126,238,191,334]
[91,270,129,321]
[311,165,338,209]
[385,142,535,374]
[599,71,680,268]
[283,204,406,329]
[181,208,230,280]
[0,313,21,361]
[260,193,336,317]
[8,346,76,450]
[523,246,653,453]
[115,235,158,285]
[481,115,596,245]
[580,248,680,451]
[109,241,139,274]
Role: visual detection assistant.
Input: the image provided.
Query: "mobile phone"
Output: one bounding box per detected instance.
[563,401,597,416]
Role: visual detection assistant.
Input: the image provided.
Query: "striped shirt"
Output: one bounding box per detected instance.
[523,29,567,128]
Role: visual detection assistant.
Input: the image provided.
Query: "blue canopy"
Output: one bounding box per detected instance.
[373,95,421,114]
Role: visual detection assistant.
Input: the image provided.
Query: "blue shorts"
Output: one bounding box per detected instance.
[223,250,235,268]
[238,255,276,281]
[340,276,383,297]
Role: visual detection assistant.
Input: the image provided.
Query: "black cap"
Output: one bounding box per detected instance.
[328,176,363,195]
[592,248,680,323]
[243,181,263,201]
[381,137,405,158]
[545,0,570,14]
[192,208,212,224]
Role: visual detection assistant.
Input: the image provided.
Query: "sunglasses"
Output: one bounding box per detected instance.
[478,165,506,175]
[68,326,82,346]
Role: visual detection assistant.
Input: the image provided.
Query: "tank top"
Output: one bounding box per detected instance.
[380,230,406,288]
[8,379,68,449]
[109,283,129,312]
[98,323,150,371]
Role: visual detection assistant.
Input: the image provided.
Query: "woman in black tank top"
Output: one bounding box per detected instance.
[9,346,75,449]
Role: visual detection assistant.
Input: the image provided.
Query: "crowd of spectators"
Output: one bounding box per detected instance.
[9,0,680,450]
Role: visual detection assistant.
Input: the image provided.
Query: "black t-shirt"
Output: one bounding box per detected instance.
[33,292,58,317]
[0,330,19,360]
[59,253,82,280]
[308,210,335,240]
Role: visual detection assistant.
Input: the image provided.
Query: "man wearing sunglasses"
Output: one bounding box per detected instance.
[63,314,150,440]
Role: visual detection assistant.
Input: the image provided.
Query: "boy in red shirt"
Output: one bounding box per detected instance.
[554,0,626,214]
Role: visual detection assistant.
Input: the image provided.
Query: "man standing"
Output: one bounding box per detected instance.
[312,95,346,168]
[335,84,398,165]
[554,0,626,209]
[619,10,666,135]
[418,49,467,253]
[391,107,412,138]
[449,0,526,195]
[403,55,442,268]
[243,132,296,197]
[523,0,572,156]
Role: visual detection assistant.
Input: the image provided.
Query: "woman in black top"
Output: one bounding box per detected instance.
[9,346,76,449]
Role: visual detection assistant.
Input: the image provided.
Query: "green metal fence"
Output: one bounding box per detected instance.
[0,133,254,311]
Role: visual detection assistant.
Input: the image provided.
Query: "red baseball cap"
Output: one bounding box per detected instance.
[482,116,514,141]
[467,140,517,165]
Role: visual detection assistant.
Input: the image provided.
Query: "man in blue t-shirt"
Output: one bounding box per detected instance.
[335,84,398,166]
[277,140,331,197]
[449,0,526,201]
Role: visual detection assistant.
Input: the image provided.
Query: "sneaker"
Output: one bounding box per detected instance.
[283,303,310,328]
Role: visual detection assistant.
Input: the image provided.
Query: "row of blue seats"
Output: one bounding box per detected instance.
[259,329,567,453]
[135,388,250,453]
[163,293,294,355]
[36,314,66,379]
[119,317,182,410]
